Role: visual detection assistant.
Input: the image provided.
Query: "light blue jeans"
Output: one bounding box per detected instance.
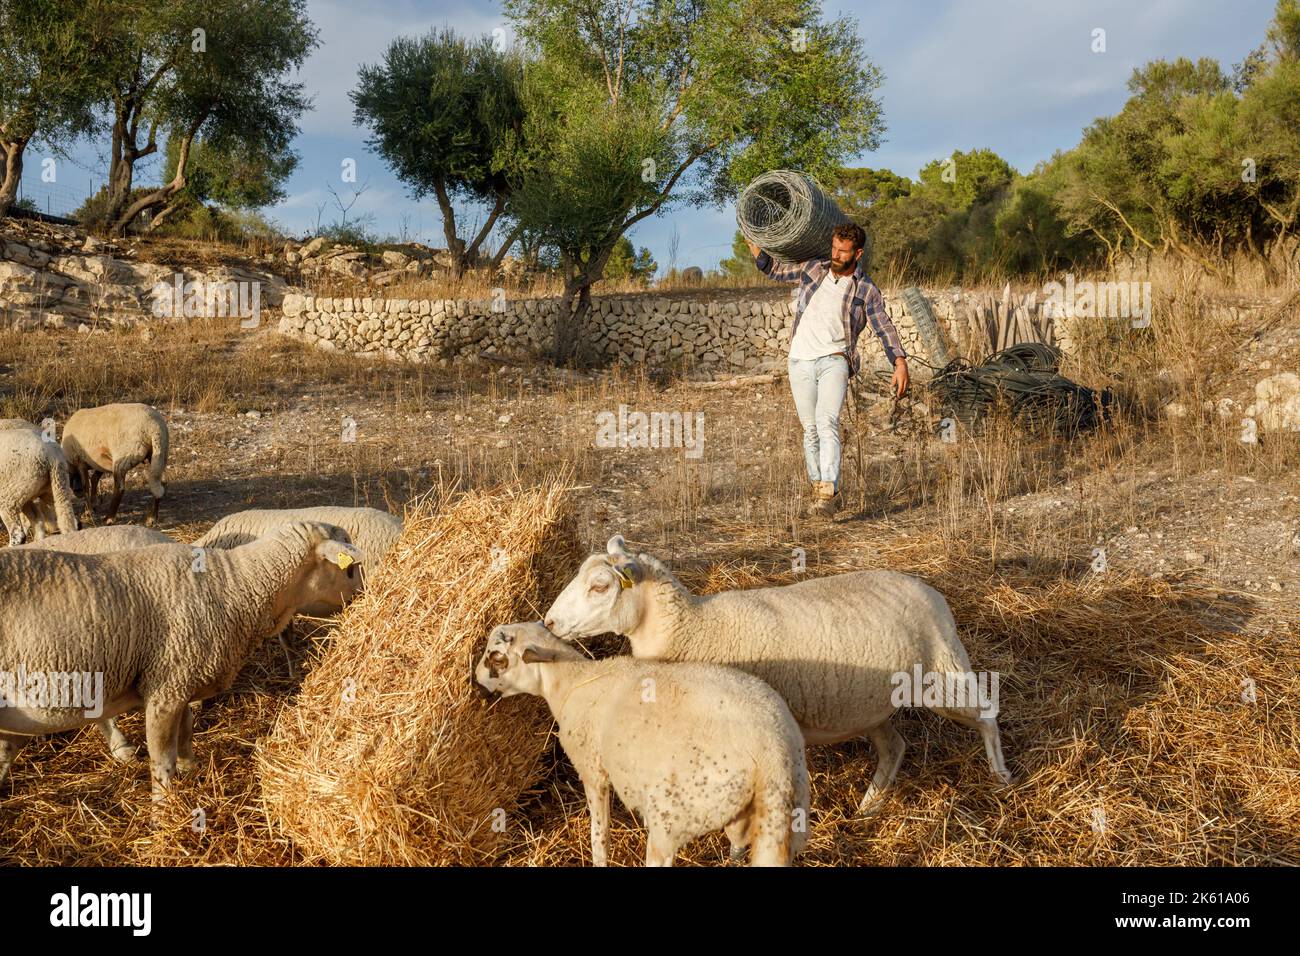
[788,353,849,489]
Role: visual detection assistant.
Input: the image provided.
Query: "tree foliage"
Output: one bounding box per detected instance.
[351,28,526,275]
[0,0,102,215]
[848,1,1300,284]
[99,0,315,235]
[500,0,885,361]
[602,235,657,283]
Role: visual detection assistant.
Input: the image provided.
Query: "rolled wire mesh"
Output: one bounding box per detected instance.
[736,169,852,263]
[925,343,1116,436]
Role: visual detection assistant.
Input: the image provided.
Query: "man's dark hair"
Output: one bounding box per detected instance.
[832,222,867,251]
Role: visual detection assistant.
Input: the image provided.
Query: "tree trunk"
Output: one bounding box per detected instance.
[114,178,180,235]
[489,221,525,272]
[1253,218,1284,286]
[105,110,161,235]
[464,193,506,266]
[145,195,189,232]
[552,240,619,367]
[432,180,465,279]
[521,229,544,270]
[0,138,28,217]
[553,251,584,364]
[1163,215,1228,282]
[105,108,134,228]
[1264,227,1292,286]
[111,119,201,235]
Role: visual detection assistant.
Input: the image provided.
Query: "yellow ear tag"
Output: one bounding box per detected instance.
[615,566,634,589]
[336,552,355,570]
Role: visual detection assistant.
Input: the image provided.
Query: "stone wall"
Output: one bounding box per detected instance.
[0,219,289,331]
[276,288,951,374]
[4,221,1275,376]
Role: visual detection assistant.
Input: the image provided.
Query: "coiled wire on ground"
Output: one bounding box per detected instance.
[924,343,1115,436]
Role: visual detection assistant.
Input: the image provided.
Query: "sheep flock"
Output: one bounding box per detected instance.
[1,403,1012,867]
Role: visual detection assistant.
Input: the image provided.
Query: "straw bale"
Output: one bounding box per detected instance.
[258,477,581,865]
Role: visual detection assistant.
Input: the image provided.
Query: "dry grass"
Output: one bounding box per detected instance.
[257,477,583,865]
[0,320,442,419]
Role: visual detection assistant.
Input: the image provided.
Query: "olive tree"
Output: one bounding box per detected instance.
[96,0,316,235]
[501,0,885,363]
[351,29,527,278]
[0,0,101,216]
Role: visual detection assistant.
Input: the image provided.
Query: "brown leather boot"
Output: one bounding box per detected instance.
[811,481,840,517]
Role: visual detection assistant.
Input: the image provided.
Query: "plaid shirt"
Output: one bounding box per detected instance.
[755,250,906,376]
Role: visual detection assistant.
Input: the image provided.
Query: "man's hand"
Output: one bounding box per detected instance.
[892,357,910,398]
[746,239,760,258]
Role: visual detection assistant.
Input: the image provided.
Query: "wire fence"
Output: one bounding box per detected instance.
[12,172,97,221]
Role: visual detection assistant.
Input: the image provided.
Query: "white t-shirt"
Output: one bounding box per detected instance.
[788,272,850,360]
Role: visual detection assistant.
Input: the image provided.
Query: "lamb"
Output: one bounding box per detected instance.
[544,535,1012,814]
[193,505,403,614]
[0,425,80,545]
[475,622,809,866]
[60,402,170,526]
[0,521,362,799]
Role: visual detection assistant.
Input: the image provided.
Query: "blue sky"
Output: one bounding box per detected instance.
[33,0,1282,271]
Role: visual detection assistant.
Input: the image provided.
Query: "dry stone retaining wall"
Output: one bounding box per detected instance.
[1,222,1274,377]
[276,289,955,373]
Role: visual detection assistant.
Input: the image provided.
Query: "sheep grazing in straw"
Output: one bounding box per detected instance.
[477,621,809,866]
[544,535,1012,813]
[193,505,402,614]
[15,524,178,764]
[61,402,169,526]
[0,424,80,545]
[17,525,176,553]
[0,521,362,800]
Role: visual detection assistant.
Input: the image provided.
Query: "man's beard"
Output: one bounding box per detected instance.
[830,259,853,276]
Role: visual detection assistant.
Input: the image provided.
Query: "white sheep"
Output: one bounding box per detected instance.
[18,525,177,553]
[0,425,80,545]
[60,402,170,526]
[0,420,56,538]
[544,536,1012,814]
[193,505,402,614]
[476,622,809,866]
[13,524,179,764]
[0,521,362,800]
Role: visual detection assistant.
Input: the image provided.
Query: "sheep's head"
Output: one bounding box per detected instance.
[276,522,366,617]
[544,535,646,640]
[474,621,581,697]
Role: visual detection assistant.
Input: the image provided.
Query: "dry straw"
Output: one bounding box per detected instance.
[257,474,583,865]
[498,537,1299,866]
